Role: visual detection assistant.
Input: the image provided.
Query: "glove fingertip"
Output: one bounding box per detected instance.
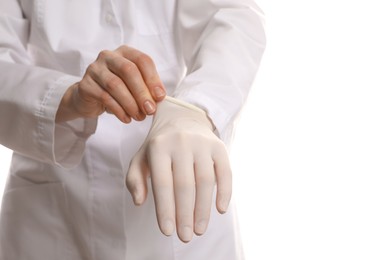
[127,180,148,205]
[134,189,147,205]
[126,161,149,206]
[216,192,232,214]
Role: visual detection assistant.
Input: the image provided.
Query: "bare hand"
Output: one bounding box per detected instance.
[56,45,166,123]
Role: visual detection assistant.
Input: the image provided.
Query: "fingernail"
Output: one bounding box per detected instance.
[180,226,193,243]
[154,87,165,99]
[144,100,156,114]
[123,115,132,124]
[195,220,207,235]
[162,220,174,236]
[135,111,145,121]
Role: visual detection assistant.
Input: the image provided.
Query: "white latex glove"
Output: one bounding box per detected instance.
[126,96,232,243]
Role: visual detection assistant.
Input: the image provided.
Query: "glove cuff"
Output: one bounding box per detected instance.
[164,96,207,115]
[158,96,216,131]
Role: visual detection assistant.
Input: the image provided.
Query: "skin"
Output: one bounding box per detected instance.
[55,45,231,243]
[56,45,166,123]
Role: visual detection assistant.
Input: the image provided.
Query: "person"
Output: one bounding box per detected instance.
[0,0,266,259]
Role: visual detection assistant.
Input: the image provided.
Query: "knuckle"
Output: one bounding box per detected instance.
[196,172,215,185]
[99,91,113,105]
[176,131,191,143]
[121,99,138,113]
[148,135,166,148]
[177,216,193,226]
[77,80,96,103]
[86,62,98,75]
[105,77,122,91]
[154,180,172,192]
[136,53,153,66]
[213,137,225,147]
[97,49,111,60]
[117,44,129,52]
[214,140,228,154]
[119,61,137,75]
[176,179,193,190]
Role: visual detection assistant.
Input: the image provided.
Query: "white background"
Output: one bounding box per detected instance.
[1,0,390,259]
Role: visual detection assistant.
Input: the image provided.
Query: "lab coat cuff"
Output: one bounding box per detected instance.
[38,74,97,169]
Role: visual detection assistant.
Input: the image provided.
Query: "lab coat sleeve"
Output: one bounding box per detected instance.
[173,0,266,143]
[0,3,97,168]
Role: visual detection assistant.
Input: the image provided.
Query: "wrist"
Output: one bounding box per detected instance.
[55,83,80,123]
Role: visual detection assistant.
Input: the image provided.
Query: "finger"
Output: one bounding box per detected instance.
[126,153,149,205]
[213,144,232,214]
[105,108,113,114]
[148,150,175,237]
[77,73,132,123]
[117,46,166,102]
[105,54,155,116]
[194,156,215,236]
[172,152,195,243]
[90,62,146,121]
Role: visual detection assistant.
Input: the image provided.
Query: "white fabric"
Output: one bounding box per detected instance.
[0,0,266,259]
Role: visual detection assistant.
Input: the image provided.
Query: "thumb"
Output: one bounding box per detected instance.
[126,151,149,205]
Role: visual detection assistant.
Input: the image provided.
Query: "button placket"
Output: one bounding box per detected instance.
[105,12,114,24]
[102,0,123,45]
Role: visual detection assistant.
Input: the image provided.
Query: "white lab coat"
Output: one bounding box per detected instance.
[0,0,265,259]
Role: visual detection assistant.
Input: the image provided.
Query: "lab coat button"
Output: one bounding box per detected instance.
[105,13,113,24]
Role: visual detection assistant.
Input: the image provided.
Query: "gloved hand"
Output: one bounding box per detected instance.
[126,96,232,243]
